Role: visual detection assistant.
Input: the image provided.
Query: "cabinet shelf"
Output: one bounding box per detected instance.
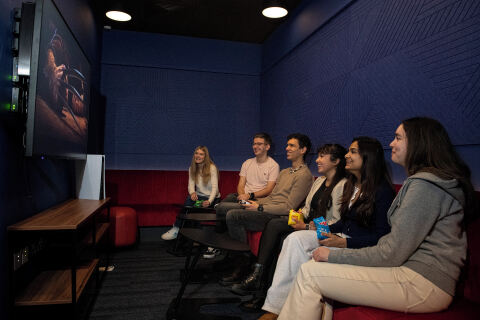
[9,198,111,318]
[83,222,110,246]
[94,222,110,244]
[8,199,110,231]
[15,259,99,306]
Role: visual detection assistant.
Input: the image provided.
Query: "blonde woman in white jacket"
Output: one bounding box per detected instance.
[161,146,220,240]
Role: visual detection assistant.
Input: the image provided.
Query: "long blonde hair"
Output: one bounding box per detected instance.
[190,146,216,185]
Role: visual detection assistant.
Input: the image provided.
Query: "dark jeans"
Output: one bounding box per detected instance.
[221,193,239,203]
[256,218,294,296]
[173,195,220,227]
[257,217,293,266]
[226,208,280,243]
[215,194,243,217]
[215,193,243,232]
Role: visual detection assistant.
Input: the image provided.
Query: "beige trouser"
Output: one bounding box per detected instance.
[278,260,452,320]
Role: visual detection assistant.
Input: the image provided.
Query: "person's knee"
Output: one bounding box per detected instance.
[293,230,316,249]
[215,203,228,216]
[298,260,314,281]
[226,211,234,225]
[266,218,285,231]
[221,193,238,203]
[226,209,244,224]
[284,230,302,246]
[300,260,331,280]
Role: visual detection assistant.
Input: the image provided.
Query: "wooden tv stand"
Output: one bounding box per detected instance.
[8,198,111,318]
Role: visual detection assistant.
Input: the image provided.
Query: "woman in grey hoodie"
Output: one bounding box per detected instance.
[273,117,477,320]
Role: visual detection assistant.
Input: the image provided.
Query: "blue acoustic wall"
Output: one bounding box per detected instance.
[0,0,102,318]
[261,0,480,188]
[101,31,262,170]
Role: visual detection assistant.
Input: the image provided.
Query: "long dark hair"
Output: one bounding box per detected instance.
[340,136,393,226]
[313,144,347,219]
[402,117,478,223]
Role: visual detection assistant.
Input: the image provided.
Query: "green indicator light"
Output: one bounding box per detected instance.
[12,75,18,81]
[12,104,16,111]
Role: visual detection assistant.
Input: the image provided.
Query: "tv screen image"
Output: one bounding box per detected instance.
[25,0,90,159]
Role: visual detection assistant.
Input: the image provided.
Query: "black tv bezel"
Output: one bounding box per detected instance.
[21,0,91,160]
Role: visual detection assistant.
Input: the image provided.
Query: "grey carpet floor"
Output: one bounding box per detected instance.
[88,235,264,320]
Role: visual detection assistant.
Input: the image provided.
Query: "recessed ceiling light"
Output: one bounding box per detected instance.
[262,6,288,18]
[106,10,131,22]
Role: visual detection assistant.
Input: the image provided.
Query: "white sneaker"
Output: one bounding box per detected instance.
[203,247,221,259]
[161,226,179,240]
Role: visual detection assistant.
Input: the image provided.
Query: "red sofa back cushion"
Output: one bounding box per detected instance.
[105,170,240,226]
[106,170,239,205]
[106,170,188,205]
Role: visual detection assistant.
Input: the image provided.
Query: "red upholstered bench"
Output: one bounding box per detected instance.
[333,299,480,320]
[105,170,239,227]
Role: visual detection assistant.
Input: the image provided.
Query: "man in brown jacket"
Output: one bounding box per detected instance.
[226,133,313,243]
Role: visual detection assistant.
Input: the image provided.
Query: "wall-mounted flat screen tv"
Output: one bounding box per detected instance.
[20,0,90,159]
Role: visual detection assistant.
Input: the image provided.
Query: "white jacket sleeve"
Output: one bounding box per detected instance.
[328,178,346,224]
[188,168,196,195]
[208,165,219,204]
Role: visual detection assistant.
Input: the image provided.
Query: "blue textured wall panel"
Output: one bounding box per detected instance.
[263,0,355,72]
[261,0,480,188]
[102,30,262,75]
[102,31,262,170]
[102,64,261,170]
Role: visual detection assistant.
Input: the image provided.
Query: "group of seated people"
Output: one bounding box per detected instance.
[161,117,478,320]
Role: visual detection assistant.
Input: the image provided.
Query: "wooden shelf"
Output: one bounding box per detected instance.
[84,223,110,245]
[94,223,109,244]
[8,198,110,231]
[15,259,99,306]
